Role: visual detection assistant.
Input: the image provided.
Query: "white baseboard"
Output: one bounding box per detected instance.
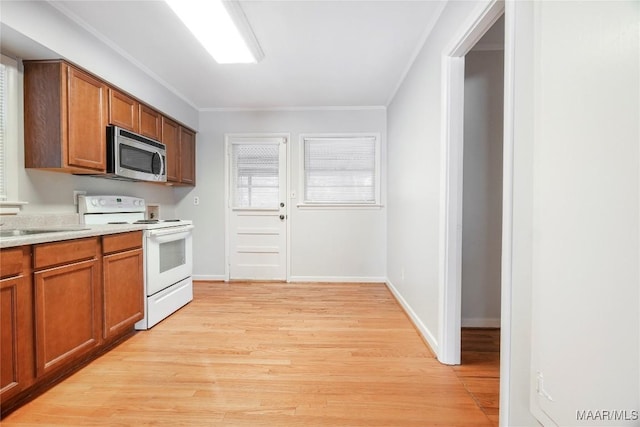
[385,279,439,355]
[461,317,501,328]
[288,276,386,283]
[192,275,226,282]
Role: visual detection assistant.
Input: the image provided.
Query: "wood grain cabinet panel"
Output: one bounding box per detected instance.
[0,247,34,404]
[0,247,26,279]
[33,237,99,270]
[103,248,143,339]
[24,60,107,173]
[33,238,101,378]
[139,104,162,141]
[102,232,143,339]
[33,258,102,378]
[108,89,139,132]
[179,127,196,185]
[102,231,142,255]
[161,117,181,183]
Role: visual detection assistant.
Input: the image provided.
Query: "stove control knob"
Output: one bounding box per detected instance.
[91,199,99,207]
[99,199,107,207]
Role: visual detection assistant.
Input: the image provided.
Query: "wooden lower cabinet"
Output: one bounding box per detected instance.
[102,232,144,339]
[0,232,144,418]
[33,258,102,377]
[0,247,34,404]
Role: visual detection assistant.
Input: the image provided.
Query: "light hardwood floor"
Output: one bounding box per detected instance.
[3,282,498,426]
[455,328,501,426]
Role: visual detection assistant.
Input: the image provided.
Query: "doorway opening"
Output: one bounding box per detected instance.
[457,15,504,423]
[438,0,511,424]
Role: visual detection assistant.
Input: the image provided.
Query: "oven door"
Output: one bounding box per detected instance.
[145,226,193,296]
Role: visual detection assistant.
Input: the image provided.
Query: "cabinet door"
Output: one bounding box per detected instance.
[162,117,181,183]
[66,65,108,171]
[109,89,139,132]
[103,248,143,339]
[34,259,101,377]
[179,127,196,185]
[139,104,162,141]
[0,274,34,402]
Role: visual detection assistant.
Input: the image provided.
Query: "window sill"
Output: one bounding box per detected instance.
[296,203,383,210]
[0,201,28,215]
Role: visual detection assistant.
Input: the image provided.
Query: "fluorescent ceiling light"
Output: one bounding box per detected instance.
[166,0,263,64]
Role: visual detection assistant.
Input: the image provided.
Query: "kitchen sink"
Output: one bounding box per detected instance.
[0,227,90,238]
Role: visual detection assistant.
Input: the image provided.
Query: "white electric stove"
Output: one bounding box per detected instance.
[79,195,194,329]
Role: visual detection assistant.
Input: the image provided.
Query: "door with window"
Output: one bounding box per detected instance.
[227,136,287,280]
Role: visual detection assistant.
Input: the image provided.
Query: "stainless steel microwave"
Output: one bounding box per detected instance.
[106,126,167,182]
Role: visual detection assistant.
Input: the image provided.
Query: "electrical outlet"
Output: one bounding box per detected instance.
[193,196,200,205]
[73,190,86,206]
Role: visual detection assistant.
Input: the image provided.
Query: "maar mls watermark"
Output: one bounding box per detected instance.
[576,409,639,422]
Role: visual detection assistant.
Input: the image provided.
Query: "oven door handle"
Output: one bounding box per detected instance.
[147,225,194,239]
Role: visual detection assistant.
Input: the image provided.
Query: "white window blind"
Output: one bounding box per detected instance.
[231,143,280,209]
[303,136,378,204]
[0,62,6,200]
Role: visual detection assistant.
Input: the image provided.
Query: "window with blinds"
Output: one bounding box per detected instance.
[0,62,6,200]
[231,143,280,209]
[302,135,379,205]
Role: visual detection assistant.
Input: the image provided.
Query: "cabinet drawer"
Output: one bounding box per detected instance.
[33,237,99,270]
[0,247,29,279]
[102,231,142,255]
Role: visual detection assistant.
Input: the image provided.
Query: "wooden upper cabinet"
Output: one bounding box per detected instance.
[24,60,107,173]
[108,89,139,132]
[161,117,181,183]
[179,127,196,185]
[24,59,192,181]
[139,104,162,141]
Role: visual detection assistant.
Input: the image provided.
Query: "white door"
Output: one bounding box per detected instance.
[227,136,287,280]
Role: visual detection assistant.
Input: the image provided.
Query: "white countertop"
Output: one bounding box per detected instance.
[0,223,147,249]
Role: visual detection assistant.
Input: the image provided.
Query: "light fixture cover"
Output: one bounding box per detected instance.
[166,0,263,64]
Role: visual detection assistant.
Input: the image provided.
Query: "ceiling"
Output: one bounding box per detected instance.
[44,0,446,111]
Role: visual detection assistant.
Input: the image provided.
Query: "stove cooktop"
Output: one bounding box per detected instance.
[80,196,192,229]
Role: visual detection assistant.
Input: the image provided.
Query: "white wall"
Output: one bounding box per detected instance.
[175,109,387,281]
[387,1,539,426]
[528,1,639,425]
[386,0,485,357]
[1,1,199,215]
[461,48,503,327]
[504,1,537,425]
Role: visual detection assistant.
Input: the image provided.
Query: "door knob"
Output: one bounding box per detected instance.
[279,215,285,220]
[280,202,285,207]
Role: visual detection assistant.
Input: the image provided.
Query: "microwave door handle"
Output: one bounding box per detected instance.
[158,150,165,176]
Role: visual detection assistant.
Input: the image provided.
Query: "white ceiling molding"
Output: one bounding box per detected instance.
[46,0,199,111]
[201,105,387,113]
[33,1,445,110]
[385,1,447,107]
